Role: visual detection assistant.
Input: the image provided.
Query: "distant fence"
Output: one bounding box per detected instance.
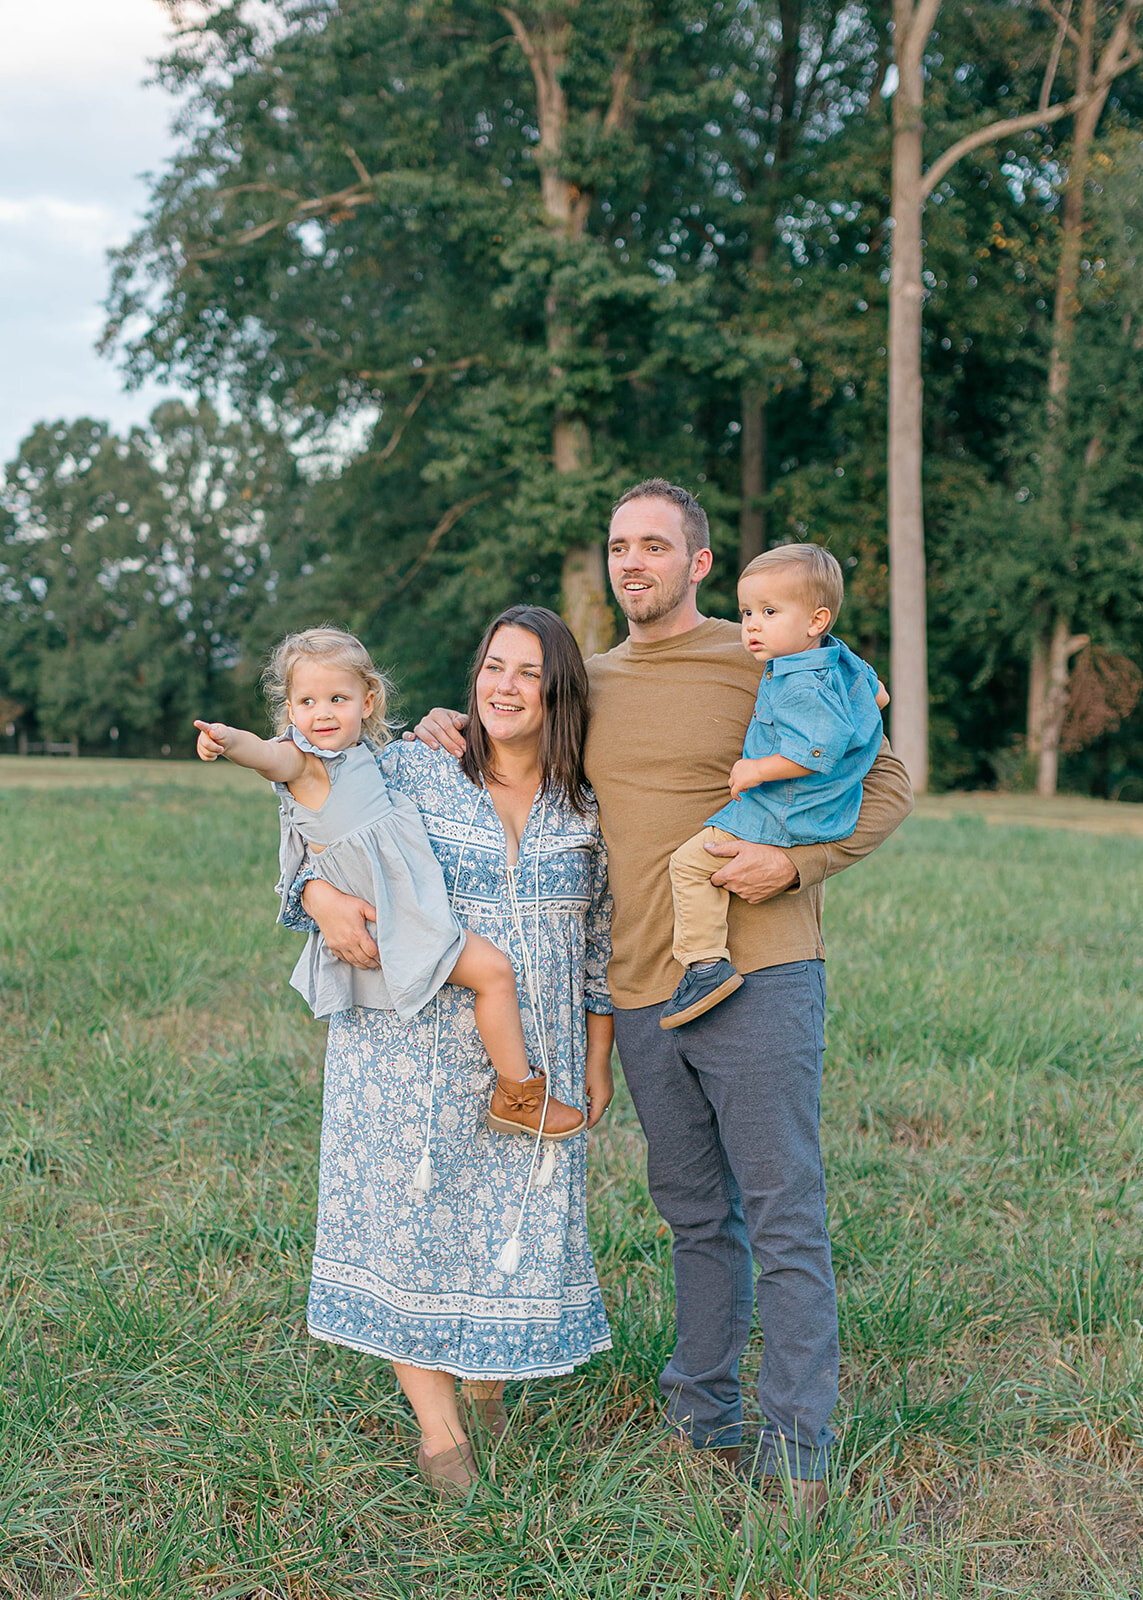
[16,735,79,758]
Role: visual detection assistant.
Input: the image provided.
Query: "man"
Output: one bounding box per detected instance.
[412,481,911,1515]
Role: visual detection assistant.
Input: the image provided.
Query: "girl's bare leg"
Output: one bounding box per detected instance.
[450,932,586,1139]
[447,932,530,1081]
[392,1362,467,1457]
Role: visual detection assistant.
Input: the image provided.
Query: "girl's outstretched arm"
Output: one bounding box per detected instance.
[194,721,306,784]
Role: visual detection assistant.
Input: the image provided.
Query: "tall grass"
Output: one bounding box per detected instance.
[2,776,1141,1597]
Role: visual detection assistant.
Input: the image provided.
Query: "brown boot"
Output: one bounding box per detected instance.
[487,1071,586,1141]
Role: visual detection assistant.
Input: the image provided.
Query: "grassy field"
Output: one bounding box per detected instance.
[2,765,1142,1598]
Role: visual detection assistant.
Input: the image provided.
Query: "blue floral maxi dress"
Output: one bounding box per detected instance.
[289,740,613,1379]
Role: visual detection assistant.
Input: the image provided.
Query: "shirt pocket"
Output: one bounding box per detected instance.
[744,703,778,760]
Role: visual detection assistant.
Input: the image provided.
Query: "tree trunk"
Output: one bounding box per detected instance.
[1026,628,1049,763]
[1028,4,1110,791]
[737,3,800,572]
[886,0,938,794]
[738,386,767,569]
[1036,615,1090,796]
[502,6,621,657]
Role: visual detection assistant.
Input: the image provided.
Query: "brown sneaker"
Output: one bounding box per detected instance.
[487,1071,586,1141]
[416,1439,478,1499]
[739,1476,828,1551]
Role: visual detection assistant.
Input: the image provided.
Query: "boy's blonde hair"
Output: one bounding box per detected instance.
[262,627,396,744]
[739,544,844,628]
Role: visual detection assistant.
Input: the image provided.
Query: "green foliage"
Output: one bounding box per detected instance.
[2,0,1142,781]
[0,404,306,754]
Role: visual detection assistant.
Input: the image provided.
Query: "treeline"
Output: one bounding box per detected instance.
[2,0,1142,791]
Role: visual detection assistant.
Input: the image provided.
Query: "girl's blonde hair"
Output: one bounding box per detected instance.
[262,627,396,745]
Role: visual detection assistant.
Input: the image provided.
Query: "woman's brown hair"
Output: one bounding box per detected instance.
[460,606,591,815]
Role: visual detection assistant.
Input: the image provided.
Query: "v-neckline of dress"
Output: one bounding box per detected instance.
[480,778,541,870]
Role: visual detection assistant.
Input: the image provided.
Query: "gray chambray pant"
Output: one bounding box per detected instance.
[613,959,837,1479]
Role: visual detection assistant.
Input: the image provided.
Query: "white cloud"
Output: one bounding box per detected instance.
[2,0,175,85]
[0,197,120,255]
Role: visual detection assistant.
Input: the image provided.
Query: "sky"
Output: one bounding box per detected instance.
[1,0,183,465]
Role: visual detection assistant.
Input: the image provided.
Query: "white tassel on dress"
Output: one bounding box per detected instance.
[412,1151,434,1192]
[532,1142,556,1189]
[495,1234,521,1274]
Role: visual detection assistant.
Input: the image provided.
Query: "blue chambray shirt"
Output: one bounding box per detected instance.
[705,635,883,847]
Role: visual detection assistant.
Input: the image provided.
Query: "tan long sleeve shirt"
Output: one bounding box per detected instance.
[583,617,914,1009]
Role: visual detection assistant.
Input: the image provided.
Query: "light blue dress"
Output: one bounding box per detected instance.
[273,728,465,1020]
[285,740,614,1379]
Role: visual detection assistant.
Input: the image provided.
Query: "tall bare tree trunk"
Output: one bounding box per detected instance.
[1037,616,1090,795]
[739,2,801,574]
[739,386,767,569]
[1033,2,1110,794]
[886,0,938,794]
[501,7,637,659]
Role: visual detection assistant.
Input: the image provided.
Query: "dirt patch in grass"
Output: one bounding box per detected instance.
[915,789,1143,839]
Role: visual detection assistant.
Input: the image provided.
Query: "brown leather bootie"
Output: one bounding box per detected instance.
[487,1071,586,1141]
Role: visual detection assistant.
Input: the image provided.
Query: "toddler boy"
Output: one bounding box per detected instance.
[660,543,889,1029]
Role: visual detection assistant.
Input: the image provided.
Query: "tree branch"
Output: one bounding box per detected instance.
[1038,0,1072,111]
[351,356,483,385]
[188,182,375,260]
[371,379,433,464]
[920,48,1142,199]
[603,34,638,134]
[392,493,490,596]
[1038,0,1082,52]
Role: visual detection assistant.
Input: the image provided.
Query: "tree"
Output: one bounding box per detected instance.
[0,405,304,753]
[105,0,710,657]
[886,0,1141,792]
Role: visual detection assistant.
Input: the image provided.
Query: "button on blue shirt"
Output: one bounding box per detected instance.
[705,635,883,846]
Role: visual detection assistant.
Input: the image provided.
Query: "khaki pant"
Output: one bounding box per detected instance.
[668,826,742,967]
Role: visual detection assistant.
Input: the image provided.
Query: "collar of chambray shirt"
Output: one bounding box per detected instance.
[767,638,841,677]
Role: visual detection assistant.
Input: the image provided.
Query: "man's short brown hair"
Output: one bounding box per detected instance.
[740,544,844,627]
[611,478,710,557]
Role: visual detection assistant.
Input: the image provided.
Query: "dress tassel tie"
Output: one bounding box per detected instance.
[494,803,577,1275]
[532,1143,557,1189]
[412,791,483,1194]
[495,1233,522,1274]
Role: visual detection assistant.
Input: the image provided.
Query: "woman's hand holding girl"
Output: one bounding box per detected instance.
[301,878,382,970]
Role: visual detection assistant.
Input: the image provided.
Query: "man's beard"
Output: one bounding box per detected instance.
[613,568,691,625]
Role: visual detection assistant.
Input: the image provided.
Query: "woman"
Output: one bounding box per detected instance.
[284,606,614,1496]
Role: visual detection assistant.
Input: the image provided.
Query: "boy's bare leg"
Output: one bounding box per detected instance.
[447,932,530,1080]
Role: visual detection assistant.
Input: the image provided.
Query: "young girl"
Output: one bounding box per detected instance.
[194,626,585,1142]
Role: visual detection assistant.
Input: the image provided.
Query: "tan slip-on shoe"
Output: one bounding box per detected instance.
[416,1439,478,1499]
[460,1387,510,1441]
